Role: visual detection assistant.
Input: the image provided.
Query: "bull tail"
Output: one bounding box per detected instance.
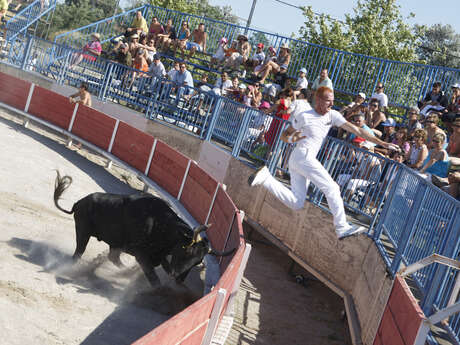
[54,170,74,214]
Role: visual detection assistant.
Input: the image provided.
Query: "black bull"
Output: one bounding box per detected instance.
[53,171,234,288]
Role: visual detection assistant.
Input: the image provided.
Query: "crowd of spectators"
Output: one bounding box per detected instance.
[70,12,460,201]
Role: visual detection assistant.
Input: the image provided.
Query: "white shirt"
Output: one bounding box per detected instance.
[291,108,346,155]
[371,92,388,108]
[252,51,265,63]
[295,76,308,90]
[288,100,312,119]
[149,61,166,79]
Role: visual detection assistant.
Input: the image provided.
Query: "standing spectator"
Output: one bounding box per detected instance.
[311,68,333,92]
[212,71,232,96]
[406,106,422,137]
[256,43,291,84]
[420,132,449,178]
[156,19,176,51]
[126,11,148,37]
[224,35,251,70]
[446,83,460,114]
[366,99,386,137]
[69,33,102,69]
[210,37,228,70]
[69,83,92,107]
[172,62,194,102]
[406,129,428,170]
[148,54,166,79]
[173,21,191,57]
[245,43,266,70]
[148,16,164,42]
[263,89,291,148]
[371,82,388,113]
[340,93,366,118]
[418,81,448,116]
[424,113,446,148]
[186,23,207,59]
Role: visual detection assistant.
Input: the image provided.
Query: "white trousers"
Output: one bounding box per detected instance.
[262,147,349,230]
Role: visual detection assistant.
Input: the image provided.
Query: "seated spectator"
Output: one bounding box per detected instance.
[366,99,386,137]
[418,81,448,116]
[245,43,266,69]
[223,34,251,71]
[392,127,411,155]
[446,115,460,157]
[248,101,271,150]
[253,46,277,76]
[424,113,446,148]
[293,68,308,94]
[405,128,428,170]
[148,54,166,79]
[112,42,132,67]
[184,74,211,112]
[419,132,449,178]
[131,49,149,85]
[446,83,460,114]
[371,82,388,113]
[406,106,422,137]
[128,33,140,58]
[126,11,148,38]
[263,65,288,102]
[374,119,399,156]
[225,76,240,99]
[137,35,156,64]
[186,23,207,58]
[173,21,191,57]
[171,62,194,103]
[348,113,376,144]
[212,71,232,96]
[69,33,102,69]
[340,92,366,119]
[247,82,262,108]
[234,83,246,104]
[148,16,164,42]
[263,89,291,149]
[255,43,291,84]
[167,61,180,80]
[69,82,92,107]
[156,19,176,51]
[311,68,333,92]
[210,37,228,70]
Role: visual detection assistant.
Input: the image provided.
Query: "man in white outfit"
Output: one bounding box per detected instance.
[248,86,400,239]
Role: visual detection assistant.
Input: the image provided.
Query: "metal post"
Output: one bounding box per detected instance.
[205,97,223,142]
[20,35,33,71]
[245,0,257,34]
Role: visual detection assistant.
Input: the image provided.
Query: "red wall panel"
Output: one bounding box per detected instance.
[148,141,189,198]
[28,86,74,129]
[207,188,237,252]
[111,122,154,172]
[180,162,218,224]
[0,72,30,110]
[71,106,116,151]
[220,212,244,272]
[379,308,405,345]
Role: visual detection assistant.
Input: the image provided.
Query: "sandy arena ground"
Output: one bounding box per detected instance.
[0,108,350,345]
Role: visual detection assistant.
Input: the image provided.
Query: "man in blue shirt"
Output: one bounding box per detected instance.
[172,62,194,103]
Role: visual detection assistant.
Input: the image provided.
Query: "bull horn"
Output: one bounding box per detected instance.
[192,224,210,243]
[209,247,236,257]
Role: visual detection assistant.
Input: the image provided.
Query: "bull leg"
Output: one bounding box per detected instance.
[72,231,90,261]
[108,247,124,268]
[136,254,161,289]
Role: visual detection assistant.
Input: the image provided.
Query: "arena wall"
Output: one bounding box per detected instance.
[0,65,426,345]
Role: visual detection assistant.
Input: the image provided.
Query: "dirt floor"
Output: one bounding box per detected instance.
[0,108,350,345]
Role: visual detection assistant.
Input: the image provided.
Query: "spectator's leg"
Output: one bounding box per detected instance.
[448,182,459,199]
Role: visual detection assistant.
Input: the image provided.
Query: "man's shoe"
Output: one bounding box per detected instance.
[336,224,366,240]
[248,166,270,187]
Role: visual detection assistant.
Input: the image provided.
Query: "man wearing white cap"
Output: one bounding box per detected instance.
[293,68,308,98]
[248,86,400,239]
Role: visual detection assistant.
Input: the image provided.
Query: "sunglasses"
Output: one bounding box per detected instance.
[376,86,383,89]
[408,112,417,115]
[425,120,435,124]
[432,140,441,143]
[370,104,378,107]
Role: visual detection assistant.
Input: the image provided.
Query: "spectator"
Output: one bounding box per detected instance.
[392,127,411,155]
[406,106,422,137]
[292,68,308,99]
[446,116,460,158]
[255,43,291,84]
[173,21,191,57]
[148,54,166,79]
[138,35,157,64]
[287,88,311,119]
[156,19,176,51]
[374,119,398,156]
[126,11,148,37]
[131,49,149,85]
[263,65,289,101]
[406,129,428,170]
[247,82,263,108]
[187,23,207,58]
[419,81,448,116]
[246,43,266,69]
[446,83,460,114]
[419,132,449,178]
[366,99,386,137]
[0,0,8,29]
[210,37,228,70]
[223,34,251,71]
[112,42,132,67]
[69,33,102,69]
[311,68,333,92]
[148,16,164,43]
[424,113,446,148]
[184,74,211,112]
[69,82,92,107]
[234,83,246,104]
[128,33,140,58]
[371,82,388,113]
[348,113,375,143]
[340,92,366,118]
[263,89,291,148]
[212,71,232,96]
[225,76,240,100]
[253,46,277,76]
[167,61,180,80]
[172,62,194,102]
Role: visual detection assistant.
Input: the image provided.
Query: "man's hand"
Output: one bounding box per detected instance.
[385,143,401,152]
[288,130,306,144]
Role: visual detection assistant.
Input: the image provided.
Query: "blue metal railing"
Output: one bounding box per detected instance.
[2,32,460,345]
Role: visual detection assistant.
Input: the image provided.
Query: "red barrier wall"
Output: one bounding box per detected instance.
[28,86,75,129]
[373,275,425,345]
[180,162,218,225]
[148,141,189,198]
[0,71,30,110]
[71,106,116,151]
[111,122,154,172]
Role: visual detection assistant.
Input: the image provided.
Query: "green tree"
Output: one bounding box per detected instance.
[416,24,460,68]
[298,0,418,62]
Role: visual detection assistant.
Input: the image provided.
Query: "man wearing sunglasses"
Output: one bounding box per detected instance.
[370,82,388,113]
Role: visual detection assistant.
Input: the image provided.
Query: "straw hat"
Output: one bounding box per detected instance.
[91,33,101,41]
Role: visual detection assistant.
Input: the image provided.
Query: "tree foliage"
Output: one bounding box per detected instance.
[415,24,460,68]
[298,0,418,62]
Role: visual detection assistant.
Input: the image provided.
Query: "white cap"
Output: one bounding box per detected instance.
[358,92,366,99]
[238,83,247,89]
[452,83,460,89]
[299,68,307,74]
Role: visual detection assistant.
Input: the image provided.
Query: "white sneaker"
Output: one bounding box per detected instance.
[248,166,270,187]
[336,224,366,240]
